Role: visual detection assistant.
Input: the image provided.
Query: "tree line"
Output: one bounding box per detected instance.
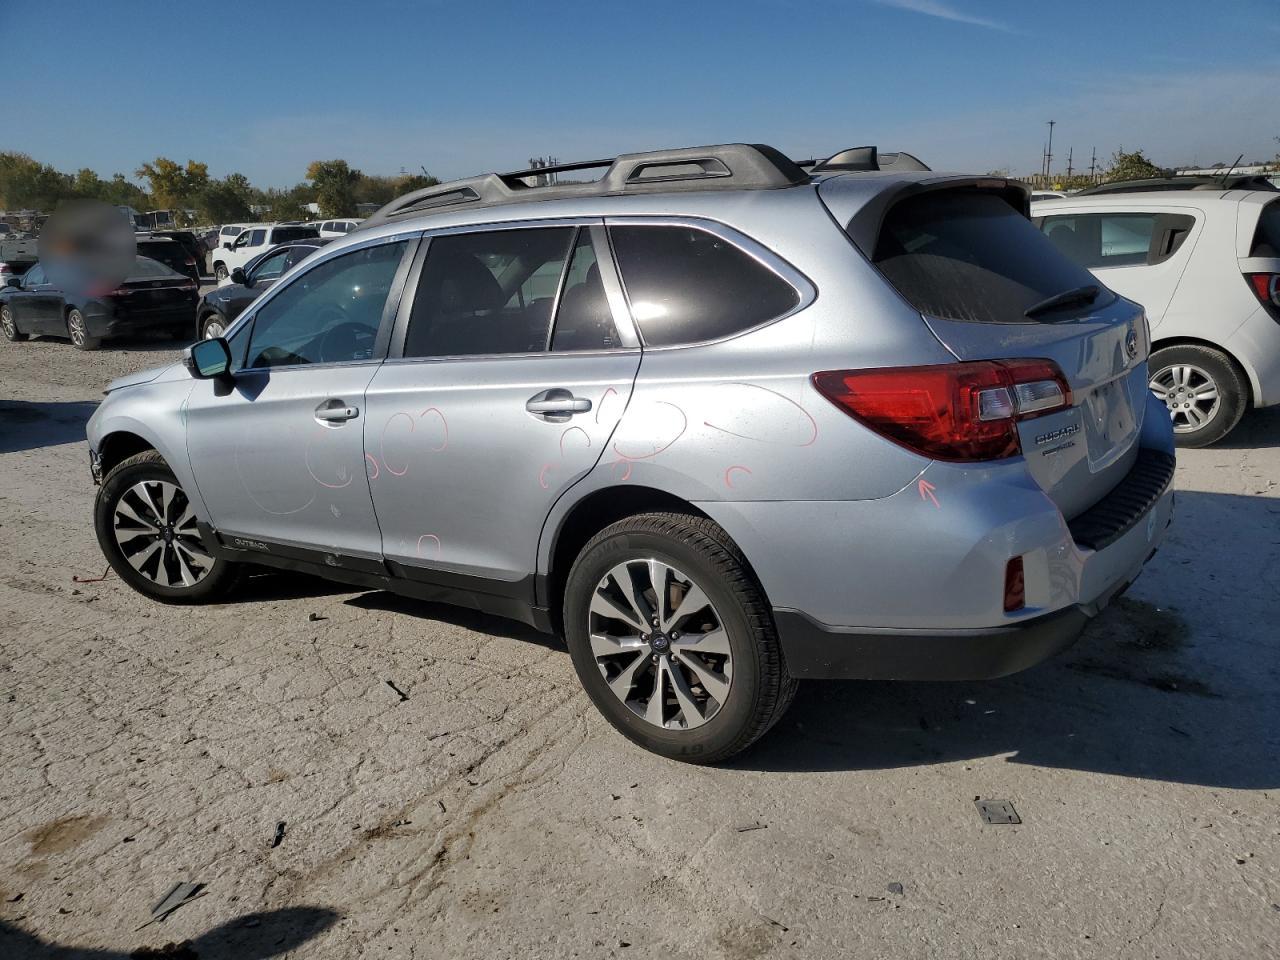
[0,153,439,224]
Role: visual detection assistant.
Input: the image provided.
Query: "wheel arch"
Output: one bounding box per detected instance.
[1150,335,1255,406]
[539,484,766,633]
[97,430,157,476]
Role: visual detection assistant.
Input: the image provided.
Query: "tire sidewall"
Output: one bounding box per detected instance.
[564,526,766,761]
[201,312,226,339]
[94,455,230,603]
[1149,345,1246,447]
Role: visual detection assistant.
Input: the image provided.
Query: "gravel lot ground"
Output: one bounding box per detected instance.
[1,333,1278,960]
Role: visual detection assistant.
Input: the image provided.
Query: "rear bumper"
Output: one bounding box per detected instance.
[89,309,194,338]
[774,603,1092,680]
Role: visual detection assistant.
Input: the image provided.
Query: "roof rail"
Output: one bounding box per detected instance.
[358,143,810,229]
[797,146,931,173]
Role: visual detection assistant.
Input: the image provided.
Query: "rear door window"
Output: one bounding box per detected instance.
[1251,201,1280,256]
[609,224,799,346]
[871,190,1104,323]
[1041,212,1194,268]
[402,227,575,358]
[551,229,621,351]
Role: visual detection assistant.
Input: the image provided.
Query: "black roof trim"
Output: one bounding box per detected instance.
[358,144,811,229]
[1077,175,1279,196]
[797,147,931,174]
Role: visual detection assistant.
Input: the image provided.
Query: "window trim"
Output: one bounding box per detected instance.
[384,217,641,363]
[225,232,420,376]
[603,216,815,350]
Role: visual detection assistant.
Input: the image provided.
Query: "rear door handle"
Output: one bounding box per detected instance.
[526,388,592,421]
[315,399,359,423]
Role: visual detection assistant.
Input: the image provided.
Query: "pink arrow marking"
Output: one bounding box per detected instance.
[918,478,940,508]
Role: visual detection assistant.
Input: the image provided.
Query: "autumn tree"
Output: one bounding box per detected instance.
[135,157,210,211]
[1104,150,1164,183]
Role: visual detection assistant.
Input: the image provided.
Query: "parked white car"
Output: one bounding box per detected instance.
[1032,190,1280,445]
[211,223,320,282]
[312,218,362,238]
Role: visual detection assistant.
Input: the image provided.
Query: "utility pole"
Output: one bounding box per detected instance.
[1044,121,1056,178]
[1089,147,1097,181]
[1066,147,1074,179]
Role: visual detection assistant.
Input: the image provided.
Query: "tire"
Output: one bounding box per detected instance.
[200,312,228,340]
[563,512,796,764]
[66,308,101,351]
[1148,344,1248,447]
[94,450,242,604]
[214,262,228,282]
[1,304,28,341]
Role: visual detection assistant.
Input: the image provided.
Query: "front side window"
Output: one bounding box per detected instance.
[251,249,291,282]
[246,241,408,368]
[403,227,574,358]
[25,265,46,285]
[610,224,799,346]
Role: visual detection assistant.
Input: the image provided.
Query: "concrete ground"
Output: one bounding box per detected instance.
[1,335,1277,960]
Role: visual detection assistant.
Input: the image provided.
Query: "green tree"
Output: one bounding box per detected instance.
[197,173,254,223]
[72,168,105,199]
[1104,149,1164,182]
[306,159,361,217]
[100,173,150,210]
[135,157,210,211]
[0,152,73,209]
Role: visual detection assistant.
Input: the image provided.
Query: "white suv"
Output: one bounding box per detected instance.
[212,224,320,282]
[313,218,362,238]
[1033,190,1280,445]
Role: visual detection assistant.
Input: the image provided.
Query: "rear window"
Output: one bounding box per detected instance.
[130,256,185,279]
[871,190,1105,323]
[610,225,799,346]
[136,241,184,266]
[1251,201,1280,257]
[273,226,320,243]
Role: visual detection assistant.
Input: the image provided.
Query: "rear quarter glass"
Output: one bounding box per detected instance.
[871,190,1110,323]
[1251,200,1280,256]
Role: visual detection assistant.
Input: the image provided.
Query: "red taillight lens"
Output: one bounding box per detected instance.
[1004,556,1026,612]
[1245,273,1280,308]
[812,359,1072,462]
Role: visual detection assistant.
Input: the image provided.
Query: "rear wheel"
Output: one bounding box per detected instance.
[1148,344,1247,447]
[66,308,100,351]
[1,305,27,341]
[563,513,796,763]
[94,450,241,603]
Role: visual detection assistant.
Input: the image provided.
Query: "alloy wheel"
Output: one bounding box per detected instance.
[203,317,226,339]
[67,310,87,347]
[112,479,213,587]
[589,558,732,730]
[1,307,15,339]
[1150,363,1220,434]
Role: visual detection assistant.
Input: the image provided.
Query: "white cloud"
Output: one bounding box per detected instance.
[870,0,1013,32]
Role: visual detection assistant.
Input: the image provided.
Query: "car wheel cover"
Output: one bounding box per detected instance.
[203,317,225,339]
[1149,363,1221,433]
[113,479,213,587]
[589,558,732,730]
[1,307,14,338]
[67,311,86,346]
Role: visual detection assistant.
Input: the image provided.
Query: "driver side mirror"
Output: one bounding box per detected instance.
[231,267,248,287]
[186,337,233,379]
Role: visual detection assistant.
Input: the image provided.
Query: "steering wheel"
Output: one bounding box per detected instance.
[316,320,375,364]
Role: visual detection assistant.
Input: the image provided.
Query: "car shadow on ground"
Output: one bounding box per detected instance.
[736,488,1280,789]
[0,906,338,960]
[345,590,564,650]
[0,400,97,455]
[1216,405,1280,450]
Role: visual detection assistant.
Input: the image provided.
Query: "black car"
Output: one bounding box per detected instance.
[147,230,207,273]
[0,256,198,350]
[196,237,329,339]
[136,236,201,283]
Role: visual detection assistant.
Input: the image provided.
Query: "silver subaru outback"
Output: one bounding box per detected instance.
[87,144,1175,762]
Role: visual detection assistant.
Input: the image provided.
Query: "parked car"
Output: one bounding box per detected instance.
[136,236,201,284]
[146,230,206,274]
[1,256,198,349]
[211,224,320,281]
[1032,190,1280,445]
[86,143,1174,762]
[0,260,28,288]
[313,218,362,238]
[1076,175,1278,197]
[1032,190,1067,202]
[196,238,329,339]
[0,231,39,275]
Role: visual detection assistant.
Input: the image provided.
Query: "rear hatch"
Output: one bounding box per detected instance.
[835,182,1149,519]
[1240,196,1280,320]
[116,256,198,316]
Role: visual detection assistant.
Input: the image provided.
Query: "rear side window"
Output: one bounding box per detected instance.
[403,227,575,358]
[872,191,1103,324]
[610,225,799,346]
[1251,202,1280,257]
[1041,212,1195,268]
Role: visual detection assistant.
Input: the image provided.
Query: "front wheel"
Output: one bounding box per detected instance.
[1148,344,1247,447]
[2,304,28,341]
[94,450,241,603]
[66,308,100,350]
[213,262,228,282]
[563,513,796,764]
[200,312,228,339]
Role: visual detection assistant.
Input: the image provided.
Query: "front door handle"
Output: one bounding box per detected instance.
[315,399,359,423]
[526,388,592,422]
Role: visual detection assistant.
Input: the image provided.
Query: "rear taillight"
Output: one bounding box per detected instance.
[812,359,1073,462]
[1245,273,1280,311]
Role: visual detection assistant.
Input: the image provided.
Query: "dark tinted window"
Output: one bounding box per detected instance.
[1042,212,1196,268]
[137,240,186,269]
[247,241,407,368]
[551,230,621,351]
[610,225,798,346]
[403,228,574,358]
[1252,201,1280,257]
[25,265,46,285]
[127,256,184,279]
[872,191,1105,324]
[285,244,318,266]
[273,226,319,244]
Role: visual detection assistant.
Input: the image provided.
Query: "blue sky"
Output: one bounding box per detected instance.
[9,0,1279,186]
